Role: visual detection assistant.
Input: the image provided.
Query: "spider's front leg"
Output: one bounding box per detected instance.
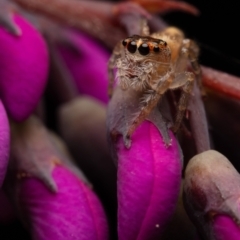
[169,72,195,132]
[125,72,174,148]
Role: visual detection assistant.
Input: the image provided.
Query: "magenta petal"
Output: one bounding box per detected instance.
[0,100,9,187]
[213,215,240,240]
[117,121,182,240]
[19,165,108,240]
[58,30,110,104]
[0,14,49,121]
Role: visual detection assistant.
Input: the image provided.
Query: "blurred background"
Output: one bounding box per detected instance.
[163,0,240,77]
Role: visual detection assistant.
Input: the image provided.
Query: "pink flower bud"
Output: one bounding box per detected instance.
[0,14,49,121]
[19,165,108,240]
[116,121,182,240]
[184,150,240,240]
[57,29,110,104]
[6,116,109,240]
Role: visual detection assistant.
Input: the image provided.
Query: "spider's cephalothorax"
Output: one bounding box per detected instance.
[108,26,201,146]
[116,35,171,91]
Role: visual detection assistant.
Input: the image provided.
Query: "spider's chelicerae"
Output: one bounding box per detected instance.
[108,26,201,144]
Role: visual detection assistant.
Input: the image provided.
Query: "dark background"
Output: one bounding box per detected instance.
[163,0,240,170]
[162,0,240,77]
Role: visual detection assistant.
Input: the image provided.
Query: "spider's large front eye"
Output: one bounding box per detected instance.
[122,39,127,47]
[127,41,137,53]
[138,43,149,55]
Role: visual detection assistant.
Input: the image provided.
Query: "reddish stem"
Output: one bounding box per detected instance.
[202,66,240,101]
[11,0,126,48]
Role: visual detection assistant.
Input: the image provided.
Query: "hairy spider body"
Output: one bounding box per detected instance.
[108,26,201,147]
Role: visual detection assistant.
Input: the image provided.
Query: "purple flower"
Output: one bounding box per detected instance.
[0,14,49,121]
[19,165,109,240]
[57,29,110,104]
[184,150,240,240]
[5,116,109,240]
[116,121,182,240]
[0,100,10,187]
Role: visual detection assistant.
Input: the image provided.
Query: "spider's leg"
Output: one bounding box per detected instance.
[126,92,160,141]
[182,39,203,93]
[125,72,173,146]
[108,41,123,98]
[169,72,195,132]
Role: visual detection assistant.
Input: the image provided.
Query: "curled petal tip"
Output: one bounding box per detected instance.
[0,15,22,36]
[0,1,22,36]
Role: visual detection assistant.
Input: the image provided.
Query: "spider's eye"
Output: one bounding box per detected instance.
[138,43,149,55]
[122,39,127,47]
[127,41,137,53]
[153,46,160,53]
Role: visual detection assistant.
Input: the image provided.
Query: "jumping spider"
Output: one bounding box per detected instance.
[108,26,201,147]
